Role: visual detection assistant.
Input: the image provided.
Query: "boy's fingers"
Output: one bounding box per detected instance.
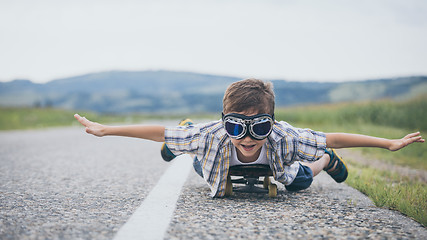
[74,114,90,126]
[406,134,424,144]
[409,136,421,143]
[74,114,84,121]
[405,132,420,139]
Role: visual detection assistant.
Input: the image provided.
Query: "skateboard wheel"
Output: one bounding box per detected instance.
[263,176,270,189]
[225,175,233,197]
[268,183,277,197]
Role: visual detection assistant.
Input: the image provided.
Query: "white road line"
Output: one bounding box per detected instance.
[114,155,193,240]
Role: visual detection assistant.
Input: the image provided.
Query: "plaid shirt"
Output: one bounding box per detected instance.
[165,120,326,197]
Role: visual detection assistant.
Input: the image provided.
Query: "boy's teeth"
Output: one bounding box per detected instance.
[242,144,255,149]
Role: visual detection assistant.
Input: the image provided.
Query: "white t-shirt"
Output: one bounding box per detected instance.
[229,145,269,166]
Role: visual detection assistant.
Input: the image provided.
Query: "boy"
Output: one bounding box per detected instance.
[74,79,424,197]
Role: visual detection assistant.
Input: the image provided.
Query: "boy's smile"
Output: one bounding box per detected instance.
[241,143,256,151]
[231,136,267,163]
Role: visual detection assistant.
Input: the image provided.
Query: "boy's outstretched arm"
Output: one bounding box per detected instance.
[325,132,424,151]
[74,114,165,142]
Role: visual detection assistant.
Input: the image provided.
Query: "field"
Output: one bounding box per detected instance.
[1,96,426,226]
[0,107,121,130]
[0,107,213,131]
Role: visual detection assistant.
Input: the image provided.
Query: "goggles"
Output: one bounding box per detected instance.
[222,113,274,140]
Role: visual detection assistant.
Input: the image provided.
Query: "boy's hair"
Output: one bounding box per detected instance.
[223,78,275,116]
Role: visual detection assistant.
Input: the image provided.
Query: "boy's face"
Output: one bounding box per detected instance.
[228,111,268,162]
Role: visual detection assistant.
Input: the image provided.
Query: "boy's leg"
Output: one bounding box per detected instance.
[160,143,177,162]
[285,163,314,191]
[285,149,348,191]
[301,148,348,183]
[192,156,204,178]
[160,119,194,162]
[300,154,330,177]
[287,149,348,191]
[323,148,348,183]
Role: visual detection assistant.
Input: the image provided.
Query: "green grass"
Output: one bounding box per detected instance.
[0,107,77,130]
[0,107,218,131]
[346,160,427,227]
[275,96,427,131]
[0,107,117,130]
[0,107,146,130]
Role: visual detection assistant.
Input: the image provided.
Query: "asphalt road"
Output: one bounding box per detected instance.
[1,125,426,239]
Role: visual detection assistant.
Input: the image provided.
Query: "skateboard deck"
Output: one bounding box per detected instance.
[225,164,277,197]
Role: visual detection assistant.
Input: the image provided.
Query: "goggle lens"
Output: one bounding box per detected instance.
[225,120,244,137]
[252,119,272,136]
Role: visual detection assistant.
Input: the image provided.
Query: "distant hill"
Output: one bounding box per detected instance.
[0,70,426,113]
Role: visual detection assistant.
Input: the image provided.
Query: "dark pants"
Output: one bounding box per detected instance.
[285,163,313,191]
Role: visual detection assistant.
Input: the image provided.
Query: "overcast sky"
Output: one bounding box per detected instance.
[1,0,426,83]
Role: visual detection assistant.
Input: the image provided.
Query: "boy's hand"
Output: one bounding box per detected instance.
[388,132,425,151]
[74,114,107,137]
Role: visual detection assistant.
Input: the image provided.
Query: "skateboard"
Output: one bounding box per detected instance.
[225,164,277,197]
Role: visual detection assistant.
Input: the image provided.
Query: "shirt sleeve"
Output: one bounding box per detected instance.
[295,127,326,162]
[164,124,201,156]
[279,121,326,162]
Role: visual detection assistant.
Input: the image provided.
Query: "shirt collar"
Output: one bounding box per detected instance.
[267,122,287,143]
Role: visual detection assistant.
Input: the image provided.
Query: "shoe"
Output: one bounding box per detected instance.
[323,148,348,183]
[160,119,193,162]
